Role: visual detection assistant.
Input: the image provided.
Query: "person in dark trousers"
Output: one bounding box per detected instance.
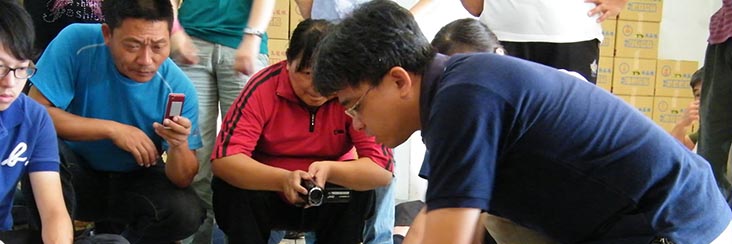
[699,0,732,203]
[459,0,628,84]
[210,19,393,244]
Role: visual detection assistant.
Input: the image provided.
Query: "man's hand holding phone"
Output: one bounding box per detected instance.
[153,93,191,148]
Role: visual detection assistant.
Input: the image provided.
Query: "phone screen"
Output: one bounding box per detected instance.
[168,101,183,118]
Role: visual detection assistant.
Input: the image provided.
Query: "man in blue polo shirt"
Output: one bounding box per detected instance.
[0,0,72,243]
[27,0,204,243]
[312,1,732,243]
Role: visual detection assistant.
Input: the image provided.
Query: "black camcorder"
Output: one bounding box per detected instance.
[300,180,351,207]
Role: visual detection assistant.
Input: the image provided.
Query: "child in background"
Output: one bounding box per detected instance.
[671,68,704,151]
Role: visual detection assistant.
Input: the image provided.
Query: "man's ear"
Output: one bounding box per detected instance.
[101,24,112,45]
[386,66,414,98]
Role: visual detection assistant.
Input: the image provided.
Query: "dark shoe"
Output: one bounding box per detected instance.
[284,231,305,239]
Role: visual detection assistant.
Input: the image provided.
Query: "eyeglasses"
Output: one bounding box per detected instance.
[344,87,373,118]
[0,62,36,79]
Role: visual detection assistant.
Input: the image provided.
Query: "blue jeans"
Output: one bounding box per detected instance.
[363,177,395,244]
[176,37,269,244]
[268,230,286,244]
[268,178,395,244]
[60,142,204,244]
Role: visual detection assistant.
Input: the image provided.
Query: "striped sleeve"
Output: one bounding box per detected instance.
[709,0,732,44]
[212,63,284,160]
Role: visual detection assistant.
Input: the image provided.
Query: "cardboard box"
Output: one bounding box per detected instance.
[290,0,305,38]
[600,19,617,57]
[653,96,694,132]
[655,60,700,98]
[619,0,663,22]
[615,21,659,59]
[617,95,654,118]
[268,39,288,64]
[612,58,656,96]
[596,56,613,92]
[266,0,290,40]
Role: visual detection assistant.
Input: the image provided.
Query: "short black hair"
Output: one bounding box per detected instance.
[286,19,333,72]
[0,0,36,61]
[690,67,703,88]
[102,0,174,31]
[431,18,503,55]
[313,0,436,95]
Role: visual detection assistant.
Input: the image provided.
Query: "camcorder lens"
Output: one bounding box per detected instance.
[301,180,324,206]
[309,188,324,205]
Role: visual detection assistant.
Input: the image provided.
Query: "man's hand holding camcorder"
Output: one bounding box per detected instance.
[308,161,335,189]
[282,170,312,205]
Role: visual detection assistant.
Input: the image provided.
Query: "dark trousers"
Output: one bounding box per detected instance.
[501,39,600,84]
[55,142,203,244]
[0,229,42,244]
[700,39,732,196]
[211,177,374,244]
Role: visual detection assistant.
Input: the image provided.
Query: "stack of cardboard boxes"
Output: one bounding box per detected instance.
[267,0,698,133]
[599,0,700,133]
[266,0,305,65]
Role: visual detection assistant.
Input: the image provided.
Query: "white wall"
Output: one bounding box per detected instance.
[395,0,475,40]
[392,0,474,202]
[659,0,719,65]
[389,0,722,202]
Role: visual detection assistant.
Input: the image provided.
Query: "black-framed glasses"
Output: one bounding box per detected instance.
[0,62,36,79]
[344,87,373,118]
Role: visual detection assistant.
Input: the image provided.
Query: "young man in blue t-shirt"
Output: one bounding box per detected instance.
[312,1,732,243]
[27,0,204,243]
[0,0,73,242]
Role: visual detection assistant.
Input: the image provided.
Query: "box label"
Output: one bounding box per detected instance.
[612,58,656,96]
[266,0,291,40]
[655,60,699,98]
[268,39,288,64]
[619,0,663,22]
[600,19,617,56]
[615,21,660,59]
[597,56,613,92]
[653,96,694,132]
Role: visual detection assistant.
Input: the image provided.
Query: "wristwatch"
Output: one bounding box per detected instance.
[243,27,265,38]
